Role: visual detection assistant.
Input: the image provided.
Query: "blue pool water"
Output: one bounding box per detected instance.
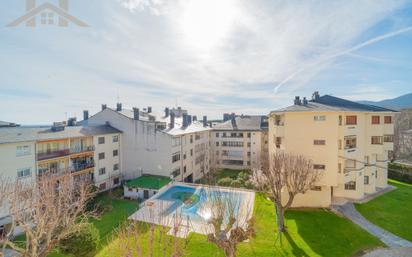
[155,185,245,222]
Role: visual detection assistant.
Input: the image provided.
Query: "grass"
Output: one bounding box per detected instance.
[355,179,412,242]
[47,192,138,257]
[125,174,172,189]
[97,193,382,257]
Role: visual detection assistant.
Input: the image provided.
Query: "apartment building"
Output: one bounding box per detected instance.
[211,114,268,171]
[84,104,211,182]
[269,92,396,207]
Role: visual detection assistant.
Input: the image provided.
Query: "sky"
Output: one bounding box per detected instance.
[0,0,412,125]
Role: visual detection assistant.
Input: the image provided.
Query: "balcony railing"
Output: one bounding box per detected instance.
[38,168,69,176]
[70,145,95,154]
[71,162,95,173]
[37,149,70,161]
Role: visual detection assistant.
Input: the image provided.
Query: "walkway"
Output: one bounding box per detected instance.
[362,248,412,257]
[332,202,412,248]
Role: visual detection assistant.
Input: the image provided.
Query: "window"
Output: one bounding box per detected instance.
[216,133,219,137]
[222,160,243,165]
[99,183,106,191]
[371,116,380,125]
[344,181,356,190]
[338,115,342,126]
[98,137,105,144]
[276,137,282,148]
[99,168,106,175]
[171,168,180,178]
[247,133,251,138]
[310,186,322,191]
[128,187,133,192]
[113,164,119,171]
[113,177,120,185]
[172,152,180,163]
[338,163,342,173]
[338,139,342,150]
[222,133,227,137]
[384,135,394,143]
[371,136,383,145]
[314,140,326,145]
[183,166,187,173]
[384,116,392,124]
[345,159,356,169]
[247,142,251,147]
[247,152,251,156]
[314,115,326,121]
[41,12,54,25]
[216,142,219,146]
[112,135,119,143]
[17,168,31,178]
[190,149,193,156]
[98,152,105,160]
[113,150,119,157]
[172,137,181,147]
[313,164,325,170]
[190,135,193,143]
[346,115,357,125]
[364,176,369,185]
[16,145,31,157]
[344,136,357,149]
[222,141,244,147]
[195,134,201,140]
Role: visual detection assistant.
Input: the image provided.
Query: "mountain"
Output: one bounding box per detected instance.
[358,92,412,110]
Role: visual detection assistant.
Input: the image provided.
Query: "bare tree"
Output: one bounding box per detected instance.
[203,189,254,257]
[2,172,95,257]
[394,110,412,160]
[252,152,320,234]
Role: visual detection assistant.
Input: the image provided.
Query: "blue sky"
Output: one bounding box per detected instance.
[0,0,412,124]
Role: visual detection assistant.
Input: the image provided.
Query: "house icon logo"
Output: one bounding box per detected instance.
[7,0,88,27]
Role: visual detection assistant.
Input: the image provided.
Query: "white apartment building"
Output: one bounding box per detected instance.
[211,114,268,171]
[269,92,396,207]
[84,104,211,183]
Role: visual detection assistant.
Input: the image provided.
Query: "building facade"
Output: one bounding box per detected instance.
[85,104,211,183]
[211,115,268,171]
[269,92,396,207]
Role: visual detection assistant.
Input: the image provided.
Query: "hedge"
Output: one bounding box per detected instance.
[388,163,412,184]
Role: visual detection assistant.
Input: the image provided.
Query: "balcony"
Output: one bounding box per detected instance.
[38,167,68,176]
[71,162,95,173]
[37,149,70,161]
[70,145,95,154]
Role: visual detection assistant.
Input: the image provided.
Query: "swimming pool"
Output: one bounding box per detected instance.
[155,185,246,222]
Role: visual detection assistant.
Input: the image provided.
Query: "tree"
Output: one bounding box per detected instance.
[2,172,95,257]
[394,109,412,160]
[252,152,320,234]
[204,189,254,257]
[59,222,100,257]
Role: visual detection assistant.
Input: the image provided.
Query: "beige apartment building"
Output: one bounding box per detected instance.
[211,114,268,171]
[269,92,396,207]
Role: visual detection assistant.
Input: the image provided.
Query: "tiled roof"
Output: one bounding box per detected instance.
[212,115,268,131]
[0,125,122,145]
[273,95,397,113]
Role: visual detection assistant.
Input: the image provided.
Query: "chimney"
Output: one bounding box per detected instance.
[67,117,76,126]
[147,106,152,113]
[116,103,122,112]
[203,116,208,127]
[83,110,89,120]
[223,113,230,121]
[303,97,308,105]
[312,91,320,101]
[165,107,170,117]
[101,104,107,111]
[182,113,188,127]
[170,112,175,129]
[187,115,192,125]
[231,113,236,121]
[294,96,301,105]
[133,108,140,120]
[193,115,197,121]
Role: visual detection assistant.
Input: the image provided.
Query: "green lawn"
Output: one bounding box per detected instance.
[355,180,412,242]
[48,193,138,257]
[97,193,382,257]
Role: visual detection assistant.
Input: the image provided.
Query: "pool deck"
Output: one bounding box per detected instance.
[128,182,255,238]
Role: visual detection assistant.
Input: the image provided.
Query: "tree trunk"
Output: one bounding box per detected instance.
[224,243,236,257]
[275,201,286,232]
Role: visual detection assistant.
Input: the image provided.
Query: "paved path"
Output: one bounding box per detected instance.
[332,202,412,248]
[362,248,412,257]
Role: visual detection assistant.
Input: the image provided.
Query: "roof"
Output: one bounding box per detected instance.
[0,125,122,145]
[125,175,171,190]
[272,94,397,113]
[212,115,268,131]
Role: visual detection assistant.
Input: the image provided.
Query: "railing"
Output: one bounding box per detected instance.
[71,162,95,173]
[37,149,70,161]
[38,168,69,176]
[70,145,95,154]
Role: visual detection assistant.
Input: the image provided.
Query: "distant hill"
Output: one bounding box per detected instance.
[359,92,412,110]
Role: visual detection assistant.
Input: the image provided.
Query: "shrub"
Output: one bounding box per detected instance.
[59,223,100,257]
[217,177,233,187]
[230,179,243,188]
[388,163,412,184]
[237,171,250,182]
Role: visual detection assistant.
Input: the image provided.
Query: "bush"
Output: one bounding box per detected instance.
[59,223,100,257]
[388,163,412,184]
[230,179,243,188]
[237,171,250,182]
[217,177,233,187]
